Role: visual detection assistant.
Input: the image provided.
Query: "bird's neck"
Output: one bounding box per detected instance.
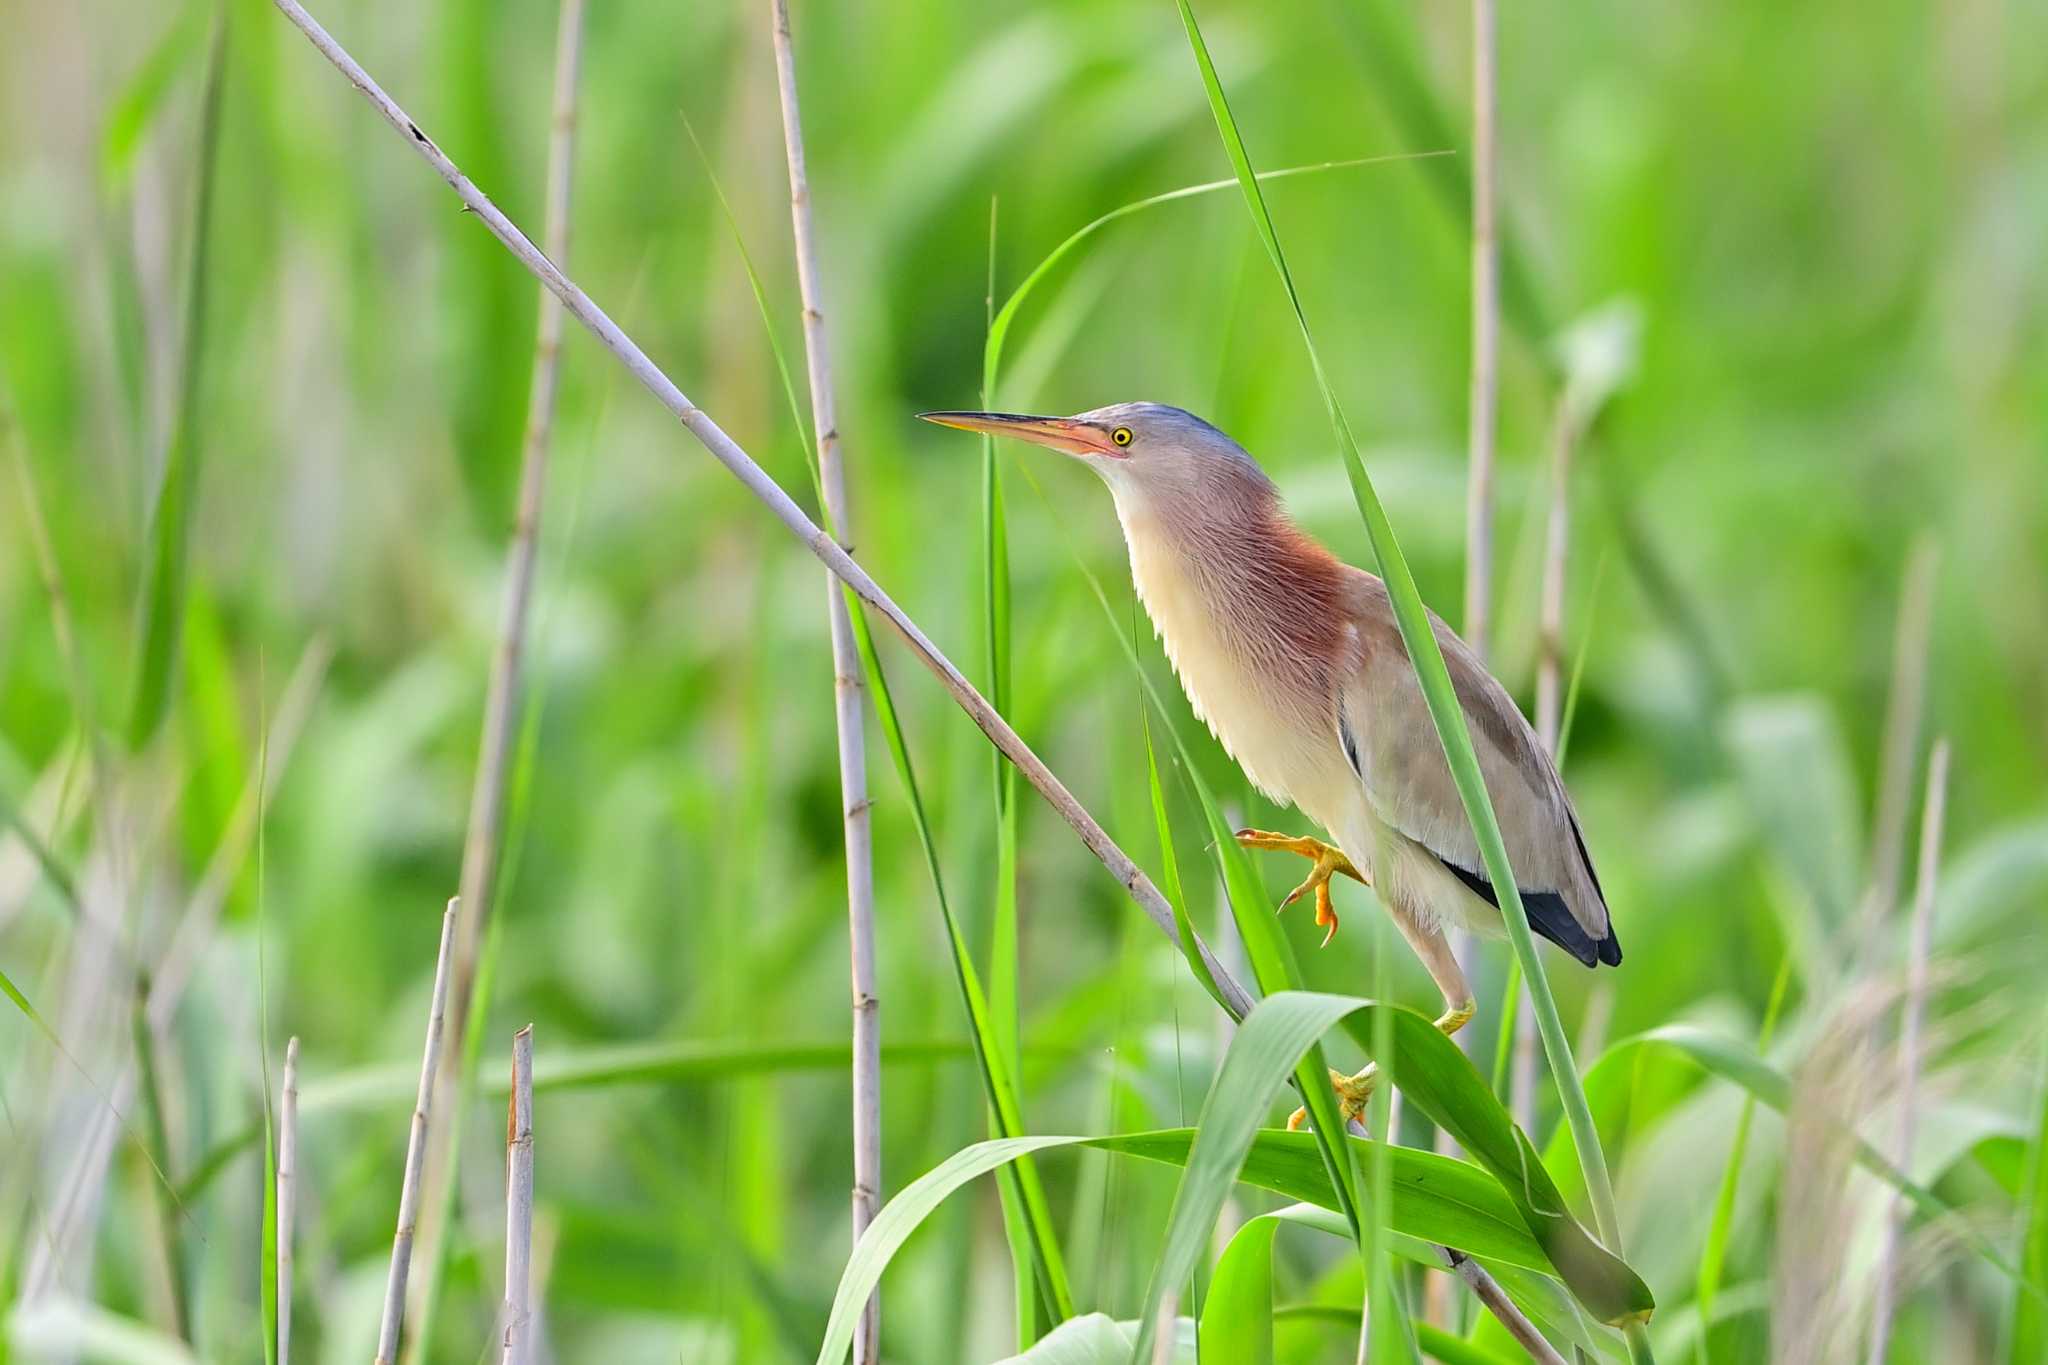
[1112,479,1351,740]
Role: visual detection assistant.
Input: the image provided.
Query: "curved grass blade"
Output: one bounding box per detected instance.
[813,1121,1593,1365]
[1169,5,1651,1354]
[1200,1215,1278,1364]
[981,155,1447,400]
[1142,711,1220,1004]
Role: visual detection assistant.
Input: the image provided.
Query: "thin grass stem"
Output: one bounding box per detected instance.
[767,6,881,1357]
[374,901,456,1365]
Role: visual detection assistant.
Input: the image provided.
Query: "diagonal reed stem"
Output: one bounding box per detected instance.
[375,901,456,1365]
[265,9,1559,1351]
[767,3,882,1360]
[264,0,1251,1023]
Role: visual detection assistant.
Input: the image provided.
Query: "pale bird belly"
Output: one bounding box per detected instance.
[1133,554,1351,814]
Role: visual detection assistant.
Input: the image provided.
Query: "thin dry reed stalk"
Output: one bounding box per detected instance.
[767,3,881,1359]
[501,1025,535,1365]
[375,901,457,1365]
[1868,738,1950,1364]
[263,11,1561,1350]
[278,1036,299,1364]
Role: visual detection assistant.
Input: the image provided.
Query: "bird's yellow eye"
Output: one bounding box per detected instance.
[1111,426,1133,447]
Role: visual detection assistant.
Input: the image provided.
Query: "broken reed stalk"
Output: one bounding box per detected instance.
[1868,738,1949,1364]
[278,1036,300,1365]
[412,0,586,1340]
[375,901,457,1365]
[501,1026,536,1365]
[264,8,1558,1352]
[767,2,882,1360]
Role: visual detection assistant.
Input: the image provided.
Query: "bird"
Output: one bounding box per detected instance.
[920,402,1620,1127]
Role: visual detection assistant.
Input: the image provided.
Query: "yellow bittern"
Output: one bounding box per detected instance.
[922,403,1620,1126]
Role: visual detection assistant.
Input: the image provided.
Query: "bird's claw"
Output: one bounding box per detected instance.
[1236,828,1360,949]
[1283,1065,1379,1132]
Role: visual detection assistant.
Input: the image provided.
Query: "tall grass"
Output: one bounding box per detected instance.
[6,0,2045,1360]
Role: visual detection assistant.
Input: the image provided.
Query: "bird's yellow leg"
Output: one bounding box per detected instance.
[1284,912,1478,1131]
[1233,828,1368,948]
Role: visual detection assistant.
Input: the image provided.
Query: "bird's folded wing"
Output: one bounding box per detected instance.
[1336,574,1610,946]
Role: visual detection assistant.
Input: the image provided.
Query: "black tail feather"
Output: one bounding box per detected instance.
[1439,858,1619,969]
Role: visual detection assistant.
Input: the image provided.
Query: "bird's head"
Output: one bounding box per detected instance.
[919,401,1271,510]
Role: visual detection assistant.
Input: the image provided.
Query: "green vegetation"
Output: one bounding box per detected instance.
[3,0,2046,1361]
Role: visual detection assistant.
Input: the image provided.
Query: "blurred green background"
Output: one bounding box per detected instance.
[2,0,2046,1359]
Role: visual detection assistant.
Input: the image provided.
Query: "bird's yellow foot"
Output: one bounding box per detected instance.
[1234,829,1366,948]
[1285,1065,1380,1131]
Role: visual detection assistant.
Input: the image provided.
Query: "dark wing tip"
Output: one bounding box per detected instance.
[1440,858,1618,970]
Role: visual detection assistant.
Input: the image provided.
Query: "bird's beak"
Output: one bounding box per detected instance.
[918,410,1124,458]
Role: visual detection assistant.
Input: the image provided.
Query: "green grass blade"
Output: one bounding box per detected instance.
[2012,1039,2048,1361]
[100,2,204,189]
[174,1038,986,1204]
[814,1117,1599,1365]
[1199,1215,1278,1364]
[1142,712,1220,1004]
[0,782,81,920]
[1693,956,1789,1362]
[1275,1304,1520,1365]
[981,155,1446,401]
[128,4,225,748]
[1170,3,1650,1351]
[1128,993,1422,1363]
[981,196,1039,1348]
